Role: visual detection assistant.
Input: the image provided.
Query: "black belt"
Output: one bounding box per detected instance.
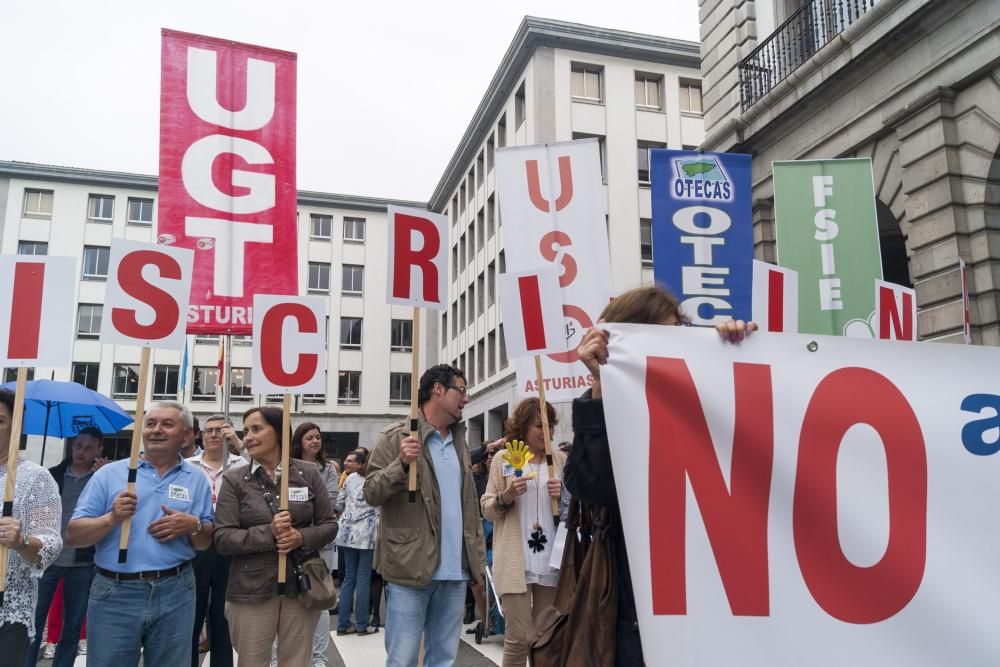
[96,561,189,581]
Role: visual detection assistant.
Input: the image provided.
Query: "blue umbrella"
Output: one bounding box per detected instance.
[0,379,134,465]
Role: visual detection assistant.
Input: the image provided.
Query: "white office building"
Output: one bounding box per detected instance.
[426,17,705,446]
[0,160,424,463]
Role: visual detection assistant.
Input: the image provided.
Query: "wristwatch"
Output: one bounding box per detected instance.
[190,519,204,536]
[14,531,30,551]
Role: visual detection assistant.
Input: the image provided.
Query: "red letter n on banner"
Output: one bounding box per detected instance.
[878,286,914,341]
[111,250,182,340]
[647,358,773,616]
[260,303,319,386]
[794,367,927,624]
[9,262,45,359]
[392,213,441,303]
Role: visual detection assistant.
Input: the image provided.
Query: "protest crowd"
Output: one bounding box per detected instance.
[0,284,758,667]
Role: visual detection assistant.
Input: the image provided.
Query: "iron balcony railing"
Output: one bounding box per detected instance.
[738,0,879,111]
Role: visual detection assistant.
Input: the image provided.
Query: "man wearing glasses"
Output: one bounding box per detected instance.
[364,364,487,667]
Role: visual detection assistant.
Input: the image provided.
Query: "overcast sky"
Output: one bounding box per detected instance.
[1,0,700,202]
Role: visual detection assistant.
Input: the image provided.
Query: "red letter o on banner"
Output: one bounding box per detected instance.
[111,250,182,340]
[260,303,319,386]
[794,367,927,624]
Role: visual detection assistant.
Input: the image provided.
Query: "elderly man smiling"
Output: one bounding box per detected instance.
[67,401,215,667]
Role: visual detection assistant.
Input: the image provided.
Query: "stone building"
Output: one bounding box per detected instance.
[698,0,1000,343]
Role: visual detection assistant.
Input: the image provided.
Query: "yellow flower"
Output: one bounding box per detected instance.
[501,439,534,471]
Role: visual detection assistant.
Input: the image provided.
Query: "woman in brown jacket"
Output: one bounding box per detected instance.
[214,407,338,667]
[481,399,565,667]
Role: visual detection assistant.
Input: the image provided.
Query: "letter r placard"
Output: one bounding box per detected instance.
[100,239,195,351]
[386,205,449,310]
[251,294,327,394]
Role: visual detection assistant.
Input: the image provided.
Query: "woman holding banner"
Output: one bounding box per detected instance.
[564,286,754,666]
[291,422,340,667]
[214,407,338,667]
[481,398,564,667]
[0,388,63,664]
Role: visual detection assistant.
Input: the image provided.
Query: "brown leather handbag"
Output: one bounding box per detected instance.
[530,501,618,667]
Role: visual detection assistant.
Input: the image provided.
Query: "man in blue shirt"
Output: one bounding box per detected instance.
[68,401,215,667]
[365,365,486,667]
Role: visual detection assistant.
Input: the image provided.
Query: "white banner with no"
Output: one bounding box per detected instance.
[599,323,1000,666]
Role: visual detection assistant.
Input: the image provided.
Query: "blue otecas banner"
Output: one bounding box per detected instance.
[650,149,753,325]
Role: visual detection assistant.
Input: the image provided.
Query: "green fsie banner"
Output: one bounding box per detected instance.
[773,158,883,336]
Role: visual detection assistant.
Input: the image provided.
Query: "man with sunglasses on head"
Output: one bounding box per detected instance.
[364,364,486,667]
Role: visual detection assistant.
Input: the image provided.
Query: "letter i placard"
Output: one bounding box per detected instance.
[99,238,194,563]
[385,205,449,503]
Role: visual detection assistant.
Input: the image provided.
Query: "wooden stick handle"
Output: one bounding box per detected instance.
[118,346,151,564]
[0,367,29,600]
[277,394,291,593]
[534,357,559,517]
[408,307,421,503]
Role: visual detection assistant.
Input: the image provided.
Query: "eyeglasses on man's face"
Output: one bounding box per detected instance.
[202,427,226,435]
[446,384,468,396]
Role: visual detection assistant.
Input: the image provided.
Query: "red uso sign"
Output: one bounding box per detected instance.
[158,29,298,334]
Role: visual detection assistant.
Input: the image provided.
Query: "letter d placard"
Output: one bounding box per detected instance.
[252,294,327,394]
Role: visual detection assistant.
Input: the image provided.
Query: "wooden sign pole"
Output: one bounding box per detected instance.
[117,346,152,563]
[277,393,292,593]
[408,307,421,503]
[534,356,560,518]
[0,367,29,605]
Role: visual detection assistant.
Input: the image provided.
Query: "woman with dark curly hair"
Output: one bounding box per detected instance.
[481,399,565,667]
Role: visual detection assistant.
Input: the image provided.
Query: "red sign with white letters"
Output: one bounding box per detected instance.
[159,29,298,334]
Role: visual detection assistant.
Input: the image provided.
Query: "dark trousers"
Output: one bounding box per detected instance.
[25,564,95,667]
[191,548,233,667]
[2,621,28,666]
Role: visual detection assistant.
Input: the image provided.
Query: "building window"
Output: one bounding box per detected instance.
[499,324,508,369]
[459,294,466,331]
[343,217,366,243]
[451,301,458,337]
[302,371,327,405]
[441,313,449,347]
[451,196,459,223]
[230,368,253,401]
[195,334,220,344]
[232,335,252,346]
[640,218,654,265]
[467,221,475,260]
[72,362,99,391]
[340,317,363,349]
[310,214,332,239]
[467,283,476,326]
[88,194,115,222]
[82,246,110,280]
[637,141,666,184]
[192,366,219,401]
[573,133,607,181]
[127,198,154,225]
[113,364,139,399]
[476,211,484,250]
[497,114,507,148]
[391,319,413,352]
[18,241,48,256]
[459,184,466,213]
[477,339,485,383]
[3,368,35,383]
[571,64,603,102]
[342,264,364,295]
[152,365,179,401]
[452,244,459,281]
[515,82,526,128]
[477,273,485,315]
[76,303,102,338]
[499,250,506,274]
[487,195,496,239]
[338,371,361,405]
[308,262,331,292]
[488,330,496,376]
[389,372,411,406]
[22,189,53,219]
[635,73,663,110]
[680,79,703,114]
[488,261,496,306]
[459,233,467,268]
[486,133,495,172]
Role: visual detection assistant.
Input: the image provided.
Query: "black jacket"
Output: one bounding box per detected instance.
[48,460,96,564]
[563,389,644,667]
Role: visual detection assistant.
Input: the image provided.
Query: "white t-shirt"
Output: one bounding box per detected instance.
[518,461,559,587]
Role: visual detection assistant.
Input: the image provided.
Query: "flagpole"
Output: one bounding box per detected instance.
[222,334,232,470]
[407,307,421,503]
[118,346,152,563]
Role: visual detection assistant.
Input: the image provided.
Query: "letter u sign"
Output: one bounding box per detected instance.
[526,156,574,212]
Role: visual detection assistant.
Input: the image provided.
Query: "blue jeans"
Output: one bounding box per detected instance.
[337,547,374,632]
[86,565,196,667]
[384,580,467,667]
[24,564,94,667]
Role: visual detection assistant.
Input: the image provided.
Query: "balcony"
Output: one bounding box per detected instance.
[739,0,878,111]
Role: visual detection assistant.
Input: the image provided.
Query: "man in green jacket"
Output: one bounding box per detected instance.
[364,364,486,667]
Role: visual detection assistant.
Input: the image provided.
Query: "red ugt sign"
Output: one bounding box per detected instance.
[159,29,298,335]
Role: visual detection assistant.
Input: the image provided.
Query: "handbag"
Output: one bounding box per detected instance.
[253,467,338,610]
[530,500,618,667]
